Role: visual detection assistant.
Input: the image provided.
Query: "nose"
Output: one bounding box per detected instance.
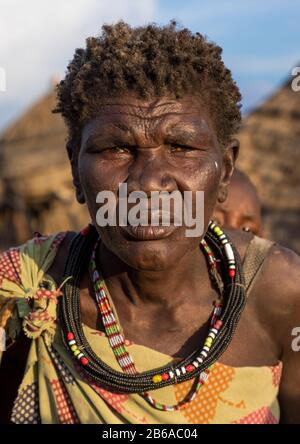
[126,149,177,196]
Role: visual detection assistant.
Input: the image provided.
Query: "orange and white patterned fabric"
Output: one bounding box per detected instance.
[0,233,282,424]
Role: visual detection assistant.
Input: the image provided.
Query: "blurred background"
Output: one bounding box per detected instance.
[0,0,300,252]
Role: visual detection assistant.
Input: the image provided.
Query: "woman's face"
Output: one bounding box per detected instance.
[74,94,236,271]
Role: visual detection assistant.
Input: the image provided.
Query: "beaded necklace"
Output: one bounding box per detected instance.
[60,221,246,402]
[89,236,222,411]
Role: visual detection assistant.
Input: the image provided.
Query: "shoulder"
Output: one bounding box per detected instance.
[252,241,300,319]
[0,231,68,286]
[230,229,300,348]
[225,227,254,262]
[0,231,76,335]
[46,230,78,285]
[232,228,300,310]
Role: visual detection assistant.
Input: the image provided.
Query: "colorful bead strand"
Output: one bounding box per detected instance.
[210,221,236,278]
[91,250,137,375]
[59,219,246,401]
[66,332,89,366]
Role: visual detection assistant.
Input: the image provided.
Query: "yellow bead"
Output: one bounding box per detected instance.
[74,350,80,357]
[205,337,213,347]
[152,374,162,384]
[71,345,78,352]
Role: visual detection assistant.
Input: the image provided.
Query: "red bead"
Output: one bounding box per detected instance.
[162,373,169,381]
[229,269,236,278]
[81,357,89,366]
[67,332,74,341]
[186,365,195,373]
[214,320,223,329]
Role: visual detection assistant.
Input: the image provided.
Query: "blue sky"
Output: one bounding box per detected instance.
[1,0,300,132]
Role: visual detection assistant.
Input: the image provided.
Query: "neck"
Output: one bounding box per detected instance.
[98,242,212,310]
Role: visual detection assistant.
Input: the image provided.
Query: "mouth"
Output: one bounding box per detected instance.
[119,224,177,241]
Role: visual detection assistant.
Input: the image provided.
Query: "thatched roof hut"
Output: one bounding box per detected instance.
[0,88,89,249]
[237,74,300,253]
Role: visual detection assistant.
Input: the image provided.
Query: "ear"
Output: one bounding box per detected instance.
[217,138,239,203]
[67,140,86,204]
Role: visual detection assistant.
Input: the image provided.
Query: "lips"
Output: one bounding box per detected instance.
[119,224,176,241]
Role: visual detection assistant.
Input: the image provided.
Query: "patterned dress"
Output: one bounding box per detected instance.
[0,232,282,424]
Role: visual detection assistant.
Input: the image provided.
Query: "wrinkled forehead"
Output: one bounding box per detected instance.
[81,95,217,146]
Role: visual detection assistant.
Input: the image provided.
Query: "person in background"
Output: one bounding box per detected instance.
[213,168,263,236]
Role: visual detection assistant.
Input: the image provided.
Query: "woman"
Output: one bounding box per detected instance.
[0,22,299,424]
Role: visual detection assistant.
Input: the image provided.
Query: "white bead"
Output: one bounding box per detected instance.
[119,356,130,367]
[68,340,76,346]
[181,366,187,374]
[224,243,235,261]
[169,371,175,379]
[200,371,209,382]
[192,361,199,368]
[176,368,181,377]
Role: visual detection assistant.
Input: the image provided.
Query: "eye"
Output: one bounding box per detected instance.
[242,226,251,232]
[100,146,135,157]
[170,144,194,153]
[242,225,259,235]
[110,146,133,154]
[171,145,188,152]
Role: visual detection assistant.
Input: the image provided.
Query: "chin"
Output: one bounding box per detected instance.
[99,225,198,271]
[117,240,177,271]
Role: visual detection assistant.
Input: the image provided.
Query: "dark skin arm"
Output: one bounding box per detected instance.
[243,241,300,424]
[271,248,300,424]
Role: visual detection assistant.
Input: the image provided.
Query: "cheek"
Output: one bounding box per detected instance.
[180,154,222,202]
[172,154,221,230]
[78,156,128,202]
